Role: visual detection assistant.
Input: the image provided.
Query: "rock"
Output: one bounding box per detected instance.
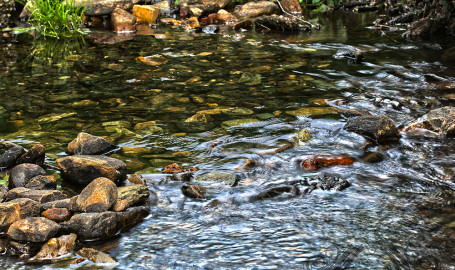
[117,184,150,207]
[136,56,168,66]
[152,0,171,15]
[4,188,67,204]
[69,0,135,16]
[111,7,136,32]
[250,186,299,201]
[102,120,132,130]
[221,118,260,129]
[40,198,74,212]
[162,163,198,174]
[402,106,455,137]
[76,177,118,213]
[41,208,72,223]
[194,171,239,186]
[232,20,253,31]
[132,5,160,25]
[0,141,26,169]
[286,107,339,117]
[0,186,7,201]
[67,132,116,155]
[61,206,149,240]
[182,16,200,31]
[235,1,279,18]
[24,175,57,190]
[57,155,127,186]
[216,9,239,24]
[313,173,350,191]
[239,72,261,85]
[128,174,146,185]
[76,247,117,264]
[8,163,46,189]
[294,129,312,145]
[334,50,364,65]
[344,115,401,143]
[7,217,60,242]
[37,112,77,124]
[28,233,77,263]
[255,15,312,32]
[134,121,156,130]
[181,184,206,199]
[17,144,45,166]
[220,107,254,116]
[279,0,302,14]
[300,154,354,171]
[0,198,40,232]
[202,25,219,34]
[112,200,129,212]
[185,112,212,123]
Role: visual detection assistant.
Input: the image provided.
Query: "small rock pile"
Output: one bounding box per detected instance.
[0,132,151,266]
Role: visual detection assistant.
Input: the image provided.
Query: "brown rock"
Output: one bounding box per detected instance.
[69,0,135,16]
[24,175,57,190]
[4,188,67,204]
[128,174,146,185]
[232,19,253,31]
[279,0,302,14]
[181,184,206,199]
[76,177,118,213]
[217,9,238,24]
[117,184,150,207]
[112,200,129,212]
[77,247,116,264]
[56,155,127,186]
[300,154,354,171]
[402,106,455,137]
[17,144,45,166]
[8,163,46,189]
[344,115,401,143]
[7,217,60,242]
[235,1,279,18]
[0,141,26,169]
[0,198,40,232]
[42,208,72,223]
[111,8,136,32]
[28,233,77,263]
[67,132,116,155]
[40,198,74,212]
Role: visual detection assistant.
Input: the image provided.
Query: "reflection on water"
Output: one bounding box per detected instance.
[1,11,455,269]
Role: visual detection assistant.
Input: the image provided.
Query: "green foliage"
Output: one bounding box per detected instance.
[299,0,341,12]
[0,174,8,187]
[25,0,86,38]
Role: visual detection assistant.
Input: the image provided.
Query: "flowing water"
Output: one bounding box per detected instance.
[1,11,455,269]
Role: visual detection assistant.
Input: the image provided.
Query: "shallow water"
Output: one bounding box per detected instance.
[2,11,455,269]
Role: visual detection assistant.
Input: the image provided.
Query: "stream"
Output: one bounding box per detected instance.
[1,11,455,269]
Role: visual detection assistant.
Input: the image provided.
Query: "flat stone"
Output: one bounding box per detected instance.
[221,118,260,129]
[76,177,118,213]
[0,198,40,232]
[67,132,116,155]
[286,107,339,117]
[41,208,72,223]
[28,233,77,263]
[57,155,127,186]
[77,247,117,264]
[194,171,239,186]
[117,184,149,207]
[402,106,455,137]
[4,188,67,204]
[8,217,60,242]
[24,175,57,190]
[235,1,279,18]
[40,198,73,212]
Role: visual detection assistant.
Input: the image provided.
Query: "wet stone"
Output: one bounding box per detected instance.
[67,132,116,155]
[344,115,400,143]
[24,175,56,190]
[300,154,354,171]
[7,217,60,242]
[0,141,26,169]
[40,198,73,212]
[8,163,46,189]
[0,198,40,232]
[181,184,206,199]
[235,0,279,18]
[221,118,260,129]
[117,184,150,207]
[76,177,118,213]
[76,247,117,264]
[57,155,127,186]
[402,106,455,137]
[194,171,239,186]
[41,208,72,223]
[4,188,67,204]
[28,233,77,263]
[17,144,45,166]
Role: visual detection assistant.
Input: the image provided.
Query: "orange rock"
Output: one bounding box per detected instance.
[162,163,198,174]
[300,154,354,171]
[183,17,200,31]
[136,56,168,66]
[42,208,72,222]
[111,8,136,33]
[132,5,160,25]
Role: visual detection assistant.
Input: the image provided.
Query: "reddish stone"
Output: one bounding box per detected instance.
[300,154,354,171]
[42,208,72,223]
[162,163,198,174]
[200,13,218,25]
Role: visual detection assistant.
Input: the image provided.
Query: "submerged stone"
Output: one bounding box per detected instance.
[300,154,354,171]
[286,107,339,117]
[67,132,116,155]
[344,115,400,143]
[194,171,239,186]
[76,247,117,264]
[181,184,206,199]
[221,118,260,129]
[28,233,77,263]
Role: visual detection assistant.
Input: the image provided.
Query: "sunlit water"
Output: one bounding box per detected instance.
[1,11,455,269]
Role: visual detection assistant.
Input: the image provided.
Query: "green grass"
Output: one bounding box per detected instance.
[26,0,86,38]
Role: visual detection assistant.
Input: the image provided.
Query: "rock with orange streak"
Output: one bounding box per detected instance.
[132,5,160,25]
[300,154,354,171]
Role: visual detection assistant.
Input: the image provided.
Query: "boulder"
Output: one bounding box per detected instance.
[0,141,26,169]
[255,15,312,32]
[17,144,45,166]
[40,198,74,212]
[7,217,60,242]
[216,9,238,24]
[67,132,116,155]
[4,188,67,204]
[132,5,160,24]
[28,233,77,263]
[8,163,46,189]
[56,155,127,186]
[300,154,354,171]
[24,175,57,190]
[41,208,72,223]
[181,184,206,199]
[279,0,302,14]
[344,115,400,143]
[0,198,40,232]
[235,1,279,18]
[69,0,135,16]
[194,171,239,186]
[75,177,118,212]
[117,184,149,207]
[76,247,117,264]
[111,7,136,32]
[402,106,455,137]
[61,206,149,240]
